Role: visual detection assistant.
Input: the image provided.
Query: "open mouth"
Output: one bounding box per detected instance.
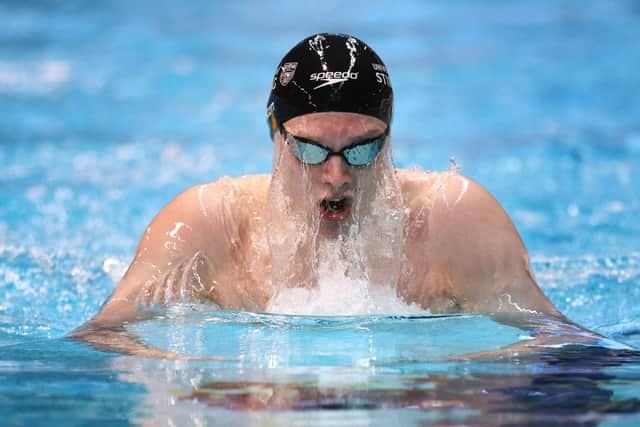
[319,197,352,221]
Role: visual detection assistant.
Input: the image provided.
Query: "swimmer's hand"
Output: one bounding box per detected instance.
[68,324,228,361]
[449,313,609,361]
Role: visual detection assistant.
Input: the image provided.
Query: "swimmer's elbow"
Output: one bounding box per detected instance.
[495,270,563,318]
[80,250,217,331]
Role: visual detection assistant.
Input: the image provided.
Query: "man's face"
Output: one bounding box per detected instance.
[274,112,388,227]
[268,111,405,287]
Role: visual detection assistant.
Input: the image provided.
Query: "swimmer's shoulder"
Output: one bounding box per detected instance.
[397,168,437,204]
[227,174,272,195]
[398,168,513,241]
[163,175,271,235]
[176,174,271,210]
[397,168,483,211]
[148,174,271,253]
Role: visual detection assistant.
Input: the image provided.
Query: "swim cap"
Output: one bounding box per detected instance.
[267,33,393,139]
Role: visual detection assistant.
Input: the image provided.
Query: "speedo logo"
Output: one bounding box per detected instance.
[309,71,359,89]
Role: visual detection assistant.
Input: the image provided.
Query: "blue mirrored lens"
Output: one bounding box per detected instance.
[290,141,329,165]
[343,139,385,166]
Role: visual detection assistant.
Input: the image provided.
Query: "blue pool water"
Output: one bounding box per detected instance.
[1,0,640,425]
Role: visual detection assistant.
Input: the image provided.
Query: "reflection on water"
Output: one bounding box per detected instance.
[110,312,640,425]
[110,343,640,426]
[1,311,640,425]
[177,358,640,421]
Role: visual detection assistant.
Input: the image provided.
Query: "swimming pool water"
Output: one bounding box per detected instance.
[1,0,639,425]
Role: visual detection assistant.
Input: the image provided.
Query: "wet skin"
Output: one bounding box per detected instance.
[77,112,561,334]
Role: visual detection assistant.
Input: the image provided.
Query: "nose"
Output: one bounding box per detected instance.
[322,154,352,191]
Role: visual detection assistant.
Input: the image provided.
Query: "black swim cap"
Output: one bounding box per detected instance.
[267,33,393,139]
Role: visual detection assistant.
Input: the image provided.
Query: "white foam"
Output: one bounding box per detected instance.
[266,274,428,316]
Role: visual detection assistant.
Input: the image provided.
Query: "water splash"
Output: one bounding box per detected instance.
[266,273,427,316]
[266,127,408,313]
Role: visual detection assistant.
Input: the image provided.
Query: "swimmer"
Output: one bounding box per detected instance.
[74,33,585,357]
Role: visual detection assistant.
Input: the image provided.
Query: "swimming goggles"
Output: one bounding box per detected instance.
[281,128,388,167]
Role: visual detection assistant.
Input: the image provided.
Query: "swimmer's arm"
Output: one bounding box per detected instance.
[76,182,239,329]
[451,312,608,361]
[69,325,197,360]
[429,176,561,316]
[421,176,610,358]
[70,182,242,358]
